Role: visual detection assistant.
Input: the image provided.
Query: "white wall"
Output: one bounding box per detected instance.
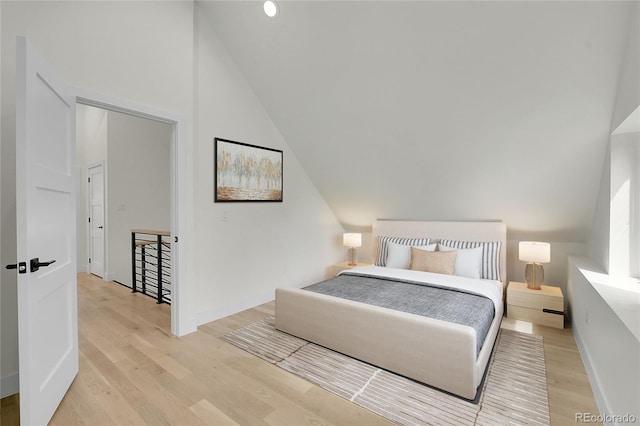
[204,1,633,252]
[76,104,108,273]
[575,4,640,421]
[609,133,640,277]
[588,144,611,271]
[0,0,11,400]
[567,258,640,423]
[0,1,19,397]
[106,110,171,286]
[192,5,344,324]
[0,0,344,395]
[586,0,639,272]
[610,4,640,134]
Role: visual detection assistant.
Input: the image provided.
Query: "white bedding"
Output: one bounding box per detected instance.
[340,265,503,312]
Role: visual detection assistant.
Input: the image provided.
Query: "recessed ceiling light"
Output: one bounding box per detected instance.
[263,0,279,19]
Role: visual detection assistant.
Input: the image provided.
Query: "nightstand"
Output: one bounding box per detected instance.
[507,281,564,329]
[330,262,370,276]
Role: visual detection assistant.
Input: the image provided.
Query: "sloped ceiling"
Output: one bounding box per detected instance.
[200,1,635,242]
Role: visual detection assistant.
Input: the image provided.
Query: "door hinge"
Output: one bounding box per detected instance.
[88,217,91,223]
[89,258,91,264]
[88,177,90,183]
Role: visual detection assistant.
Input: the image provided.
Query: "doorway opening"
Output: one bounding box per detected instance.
[77,105,173,316]
[87,161,105,278]
[75,93,188,337]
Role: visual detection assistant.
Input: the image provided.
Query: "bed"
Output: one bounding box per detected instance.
[275,220,507,400]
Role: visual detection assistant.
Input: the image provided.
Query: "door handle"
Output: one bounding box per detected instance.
[98,226,103,229]
[30,258,56,273]
[5,262,27,274]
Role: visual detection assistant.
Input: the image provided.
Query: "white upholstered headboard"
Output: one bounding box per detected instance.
[371,220,508,287]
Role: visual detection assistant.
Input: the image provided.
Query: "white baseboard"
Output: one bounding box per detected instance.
[177,317,198,336]
[103,272,116,282]
[1,372,19,398]
[195,291,274,329]
[572,325,612,424]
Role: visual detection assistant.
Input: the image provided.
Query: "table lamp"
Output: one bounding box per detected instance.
[519,241,550,290]
[343,233,362,266]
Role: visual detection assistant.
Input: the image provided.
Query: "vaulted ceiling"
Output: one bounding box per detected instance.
[200,1,636,242]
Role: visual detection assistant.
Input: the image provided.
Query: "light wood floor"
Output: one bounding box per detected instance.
[1,273,600,425]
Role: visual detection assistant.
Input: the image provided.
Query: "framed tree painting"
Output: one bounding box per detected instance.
[215,138,283,202]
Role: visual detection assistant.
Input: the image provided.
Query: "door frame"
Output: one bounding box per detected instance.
[74,89,190,336]
[87,161,106,278]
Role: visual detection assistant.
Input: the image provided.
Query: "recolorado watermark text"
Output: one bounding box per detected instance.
[575,413,637,423]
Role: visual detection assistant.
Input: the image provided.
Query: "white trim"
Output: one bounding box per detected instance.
[195,290,274,329]
[87,161,106,279]
[75,91,183,125]
[1,373,19,398]
[73,87,191,336]
[572,325,613,425]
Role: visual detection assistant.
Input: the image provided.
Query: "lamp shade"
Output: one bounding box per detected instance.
[519,241,550,263]
[343,233,362,248]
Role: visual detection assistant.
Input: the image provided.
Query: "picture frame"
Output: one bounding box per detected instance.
[214,138,283,202]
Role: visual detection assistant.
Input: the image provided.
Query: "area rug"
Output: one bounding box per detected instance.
[221,317,550,425]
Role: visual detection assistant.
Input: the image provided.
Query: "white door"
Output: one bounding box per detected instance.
[88,163,105,277]
[15,37,78,425]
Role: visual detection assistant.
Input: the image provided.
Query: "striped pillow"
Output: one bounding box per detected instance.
[375,236,432,266]
[439,239,502,282]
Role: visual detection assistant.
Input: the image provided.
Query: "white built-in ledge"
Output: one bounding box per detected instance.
[571,256,640,342]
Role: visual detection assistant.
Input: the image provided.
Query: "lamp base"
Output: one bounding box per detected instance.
[525,263,544,290]
[347,247,357,266]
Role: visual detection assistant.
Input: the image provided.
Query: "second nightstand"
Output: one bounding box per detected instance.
[507,281,564,329]
[330,262,370,276]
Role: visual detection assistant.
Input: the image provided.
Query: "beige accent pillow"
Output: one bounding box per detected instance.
[410,247,457,275]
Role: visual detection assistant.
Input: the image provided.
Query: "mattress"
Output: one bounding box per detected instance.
[304,270,495,355]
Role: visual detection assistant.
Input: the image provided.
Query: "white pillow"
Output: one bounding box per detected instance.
[439,239,502,281]
[438,244,483,279]
[386,242,437,269]
[376,236,431,266]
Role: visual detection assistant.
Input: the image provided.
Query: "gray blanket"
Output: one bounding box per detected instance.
[303,272,495,355]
